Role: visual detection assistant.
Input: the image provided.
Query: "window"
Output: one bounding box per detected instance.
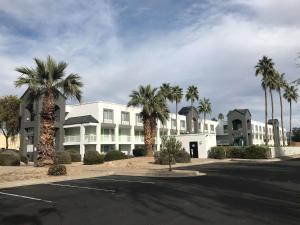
[171,119,176,129]
[255,134,258,139]
[260,134,262,140]
[251,125,254,131]
[259,126,262,132]
[135,113,143,125]
[103,109,113,123]
[180,120,186,129]
[121,111,130,125]
[223,125,228,133]
[210,125,215,133]
[255,125,258,132]
[204,124,208,131]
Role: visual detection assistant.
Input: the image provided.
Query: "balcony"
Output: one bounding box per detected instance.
[119,135,131,142]
[101,135,115,142]
[64,135,80,143]
[85,135,97,143]
[135,136,144,142]
[121,120,130,125]
[103,119,113,123]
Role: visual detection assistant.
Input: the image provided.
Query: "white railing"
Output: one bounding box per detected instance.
[64,135,80,143]
[85,135,97,143]
[104,119,113,123]
[121,120,130,125]
[119,136,131,142]
[101,135,115,142]
[135,136,144,142]
[136,122,143,126]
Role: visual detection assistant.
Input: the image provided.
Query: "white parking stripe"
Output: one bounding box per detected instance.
[91,178,155,184]
[47,183,116,193]
[0,191,54,203]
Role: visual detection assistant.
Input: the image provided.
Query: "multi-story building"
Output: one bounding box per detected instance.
[63,102,218,158]
[216,109,286,146]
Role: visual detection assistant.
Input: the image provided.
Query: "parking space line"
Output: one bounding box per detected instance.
[91,178,155,184]
[0,191,54,203]
[47,183,116,193]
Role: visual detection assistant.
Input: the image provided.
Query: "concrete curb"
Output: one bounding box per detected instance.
[112,170,205,177]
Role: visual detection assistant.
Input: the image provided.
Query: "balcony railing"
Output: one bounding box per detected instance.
[101,135,115,142]
[85,135,97,143]
[64,135,80,143]
[103,119,113,123]
[121,120,130,125]
[119,136,131,142]
[135,136,144,142]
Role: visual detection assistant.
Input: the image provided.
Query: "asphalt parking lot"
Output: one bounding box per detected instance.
[0,161,299,225]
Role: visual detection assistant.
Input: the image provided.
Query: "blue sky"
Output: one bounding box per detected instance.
[0,0,300,127]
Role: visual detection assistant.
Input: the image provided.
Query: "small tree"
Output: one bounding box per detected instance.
[0,96,21,149]
[161,136,183,171]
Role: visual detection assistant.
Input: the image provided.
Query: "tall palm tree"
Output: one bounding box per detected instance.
[255,56,274,145]
[186,85,199,129]
[160,83,173,102]
[264,70,277,143]
[15,56,83,166]
[198,98,212,133]
[172,85,183,134]
[275,72,287,145]
[128,85,169,156]
[283,85,298,145]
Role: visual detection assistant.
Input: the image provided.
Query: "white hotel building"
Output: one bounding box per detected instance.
[63,101,218,157]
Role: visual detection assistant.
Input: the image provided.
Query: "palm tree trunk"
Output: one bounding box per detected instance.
[5,135,8,149]
[264,88,269,145]
[270,89,276,144]
[150,117,157,154]
[289,101,292,145]
[279,89,285,146]
[37,90,55,166]
[144,117,152,156]
[204,113,206,133]
[176,101,178,135]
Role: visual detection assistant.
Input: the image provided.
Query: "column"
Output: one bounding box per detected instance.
[96,124,100,153]
[80,125,85,159]
[115,125,119,150]
[130,125,135,154]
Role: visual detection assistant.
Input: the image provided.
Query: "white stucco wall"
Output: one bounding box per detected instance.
[175,133,217,158]
[270,147,300,158]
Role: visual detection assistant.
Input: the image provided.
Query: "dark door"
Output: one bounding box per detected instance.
[189,142,198,158]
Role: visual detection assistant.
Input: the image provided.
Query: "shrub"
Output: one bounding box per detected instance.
[244,145,271,159]
[154,151,176,165]
[208,146,226,159]
[174,150,191,163]
[48,164,67,176]
[104,150,127,161]
[67,150,81,162]
[0,151,20,166]
[132,148,146,157]
[83,151,104,165]
[225,146,245,158]
[53,151,72,164]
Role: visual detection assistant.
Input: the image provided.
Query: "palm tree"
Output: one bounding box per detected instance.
[275,72,287,145]
[255,56,274,145]
[160,83,173,102]
[264,70,277,143]
[218,113,224,120]
[128,85,169,156]
[198,98,212,133]
[15,56,83,166]
[171,85,183,134]
[186,85,199,126]
[283,85,298,145]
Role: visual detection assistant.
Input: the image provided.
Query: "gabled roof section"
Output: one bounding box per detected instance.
[20,88,67,100]
[64,115,98,125]
[227,109,251,117]
[178,106,198,115]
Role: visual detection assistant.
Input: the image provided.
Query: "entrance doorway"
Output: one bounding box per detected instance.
[189,142,198,158]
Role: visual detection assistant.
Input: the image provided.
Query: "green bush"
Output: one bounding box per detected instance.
[83,151,104,165]
[67,150,81,162]
[0,151,20,166]
[48,164,67,176]
[174,150,191,163]
[104,150,127,161]
[53,151,72,164]
[154,151,176,165]
[132,148,146,157]
[225,146,245,158]
[244,146,271,159]
[208,146,226,159]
